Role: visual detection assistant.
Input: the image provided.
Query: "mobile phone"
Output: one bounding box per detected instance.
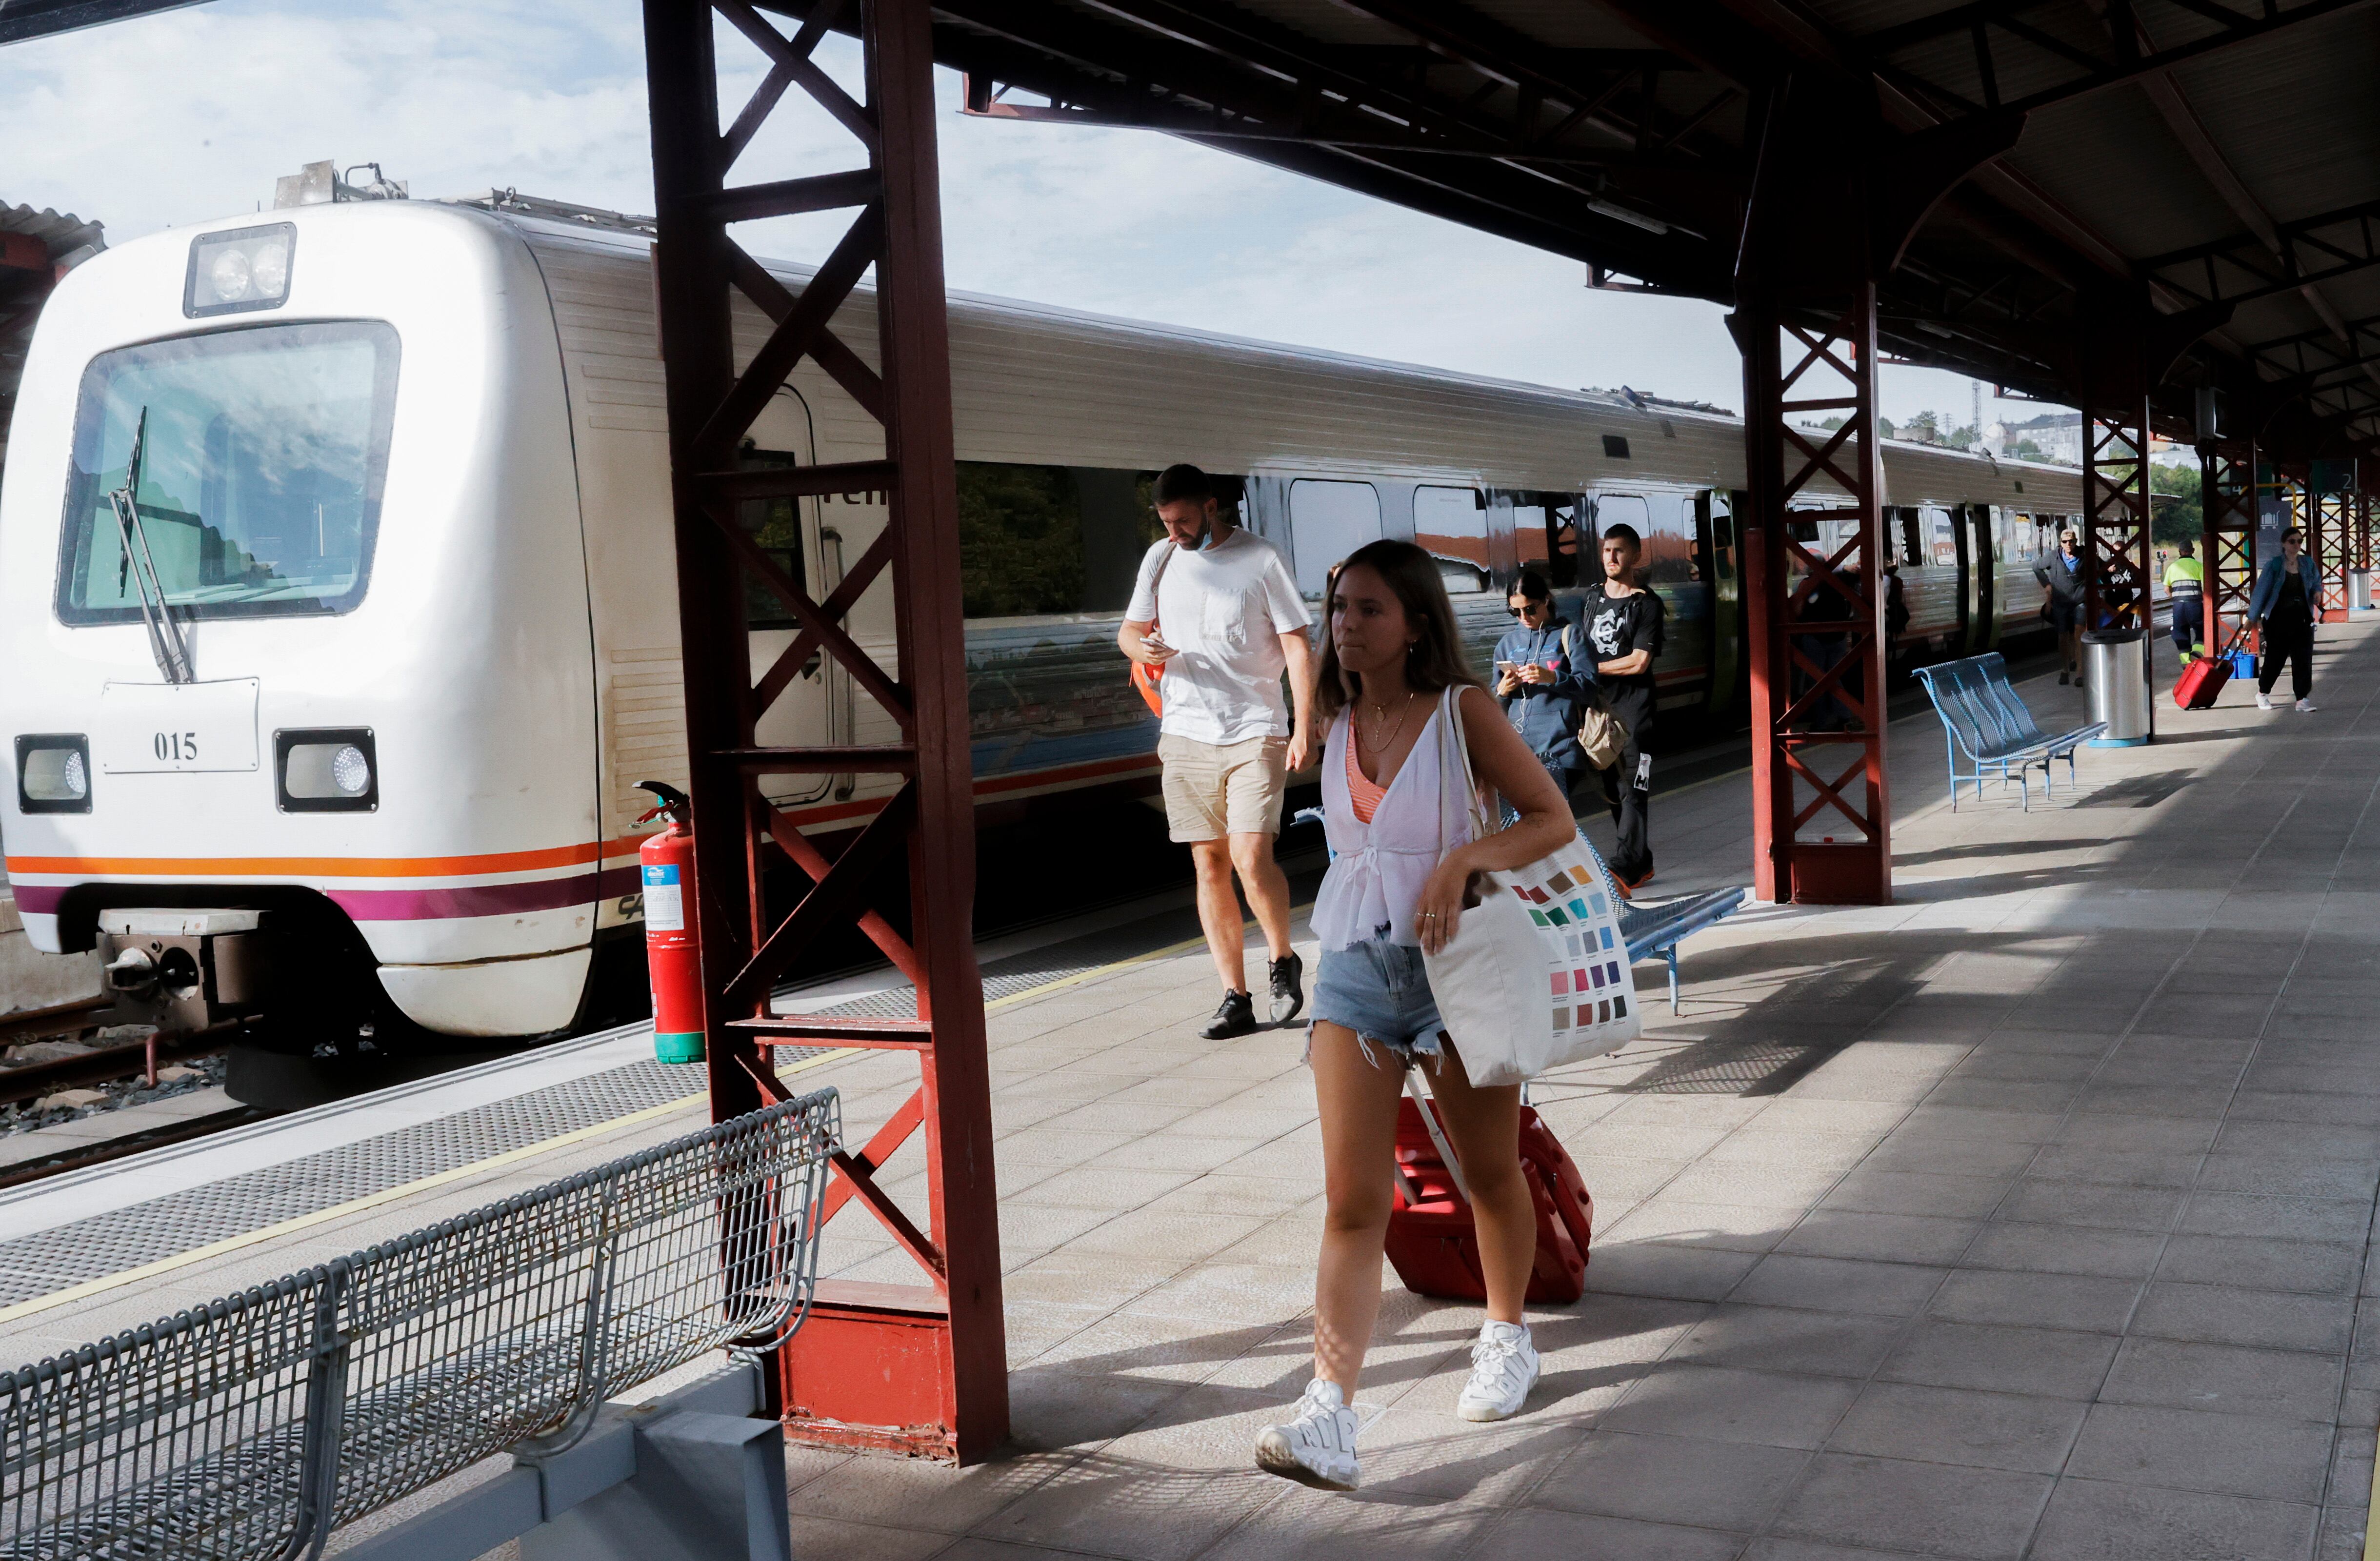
[1495,659,1518,676]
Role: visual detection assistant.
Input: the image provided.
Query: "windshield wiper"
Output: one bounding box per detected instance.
[104,407,195,685]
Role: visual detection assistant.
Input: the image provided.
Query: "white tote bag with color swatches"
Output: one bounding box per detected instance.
[1420,686,1641,1085]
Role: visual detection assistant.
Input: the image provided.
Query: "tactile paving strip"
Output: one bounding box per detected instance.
[0,895,1230,1314]
[0,1056,781,1310]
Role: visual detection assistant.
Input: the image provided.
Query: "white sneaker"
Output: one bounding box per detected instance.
[1255,1378,1360,1490]
[1456,1320,1541,1422]
[2297,698,2318,712]
[2257,692,2274,711]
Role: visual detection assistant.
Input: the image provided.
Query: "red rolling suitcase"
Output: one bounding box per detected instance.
[1384,1074,1595,1304]
[2174,652,2231,710]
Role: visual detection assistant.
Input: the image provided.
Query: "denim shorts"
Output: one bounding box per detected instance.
[1308,929,1446,1064]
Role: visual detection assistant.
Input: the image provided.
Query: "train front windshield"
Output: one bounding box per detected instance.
[56,320,400,623]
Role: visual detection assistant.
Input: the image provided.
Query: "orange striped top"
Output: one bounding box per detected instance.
[1345,739,1387,823]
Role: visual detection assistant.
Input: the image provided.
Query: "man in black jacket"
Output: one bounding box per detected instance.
[2036,530,2087,687]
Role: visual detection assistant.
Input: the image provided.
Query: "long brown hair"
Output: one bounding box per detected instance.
[1314,539,1484,723]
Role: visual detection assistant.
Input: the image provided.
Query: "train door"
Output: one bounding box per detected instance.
[1969,504,2000,651]
[1701,490,1742,720]
[1947,503,1974,655]
[739,439,839,808]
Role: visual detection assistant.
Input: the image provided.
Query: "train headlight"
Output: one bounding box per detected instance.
[16,735,92,814]
[186,223,295,317]
[276,728,376,812]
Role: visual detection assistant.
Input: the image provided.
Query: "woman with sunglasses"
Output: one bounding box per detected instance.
[1491,569,1590,819]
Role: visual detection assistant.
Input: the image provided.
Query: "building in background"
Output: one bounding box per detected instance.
[1,201,106,480]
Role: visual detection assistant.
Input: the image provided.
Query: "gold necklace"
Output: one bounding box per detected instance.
[1356,689,1417,755]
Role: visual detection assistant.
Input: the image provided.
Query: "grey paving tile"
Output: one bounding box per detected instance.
[1927,1269,2143,1333]
[1586,1243,1767,1303]
[2028,1478,2320,1561]
[2216,1120,2380,1161]
[1776,1211,1982,1266]
[1820,1169,2012,1220]
[1474,1508,1748,1561]
[2179,1193,2374,1246]
[2101,1337,2347,1423]
[2196,1155,2380,1202]
[1730,1255,1949,1317]
[2050,1113,2222,1153]
[1880,1320,2121,1400]
[1602,1199,1801,1253]
[1666,1304,1904,1379]
[1959,1222,2165,1279]
[1860,1137,2040,1179]
[2315,1506,2369,1561]
[1768,1453,2053,1560]
[2157,1234,2365,1296]
[1826,1383,2088,1474]
[2132,1284,2356,1355]
[1883,1107,2066,1145]
[1599,1364,1859,1449]
[1532,1428,1811,1530]
[2065,1402,2335,1503]
[2022,1146,2204,1189]
[1990,1180,2184,1232]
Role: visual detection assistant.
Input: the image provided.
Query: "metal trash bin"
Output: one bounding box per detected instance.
[2352,569,2372,611]
[2083,628,2151,746]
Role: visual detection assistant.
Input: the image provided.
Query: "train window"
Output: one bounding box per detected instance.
[57,320,400,624]
[957,462,1087,617]
[1925,507,1958,568]
[1635,494,1699,585]
[1289,478,1383,596]
[1896,509,1922,568]
[1414,484,1488,593]
[944,463,1222,618]
[738,445,806,629]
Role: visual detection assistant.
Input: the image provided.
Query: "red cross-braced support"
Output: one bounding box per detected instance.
[2311,486,2354,622]
[1734,285,1891,906]
[2200,439,2257,654]
[641,0,1007,1462]
[2081,409,2151,638]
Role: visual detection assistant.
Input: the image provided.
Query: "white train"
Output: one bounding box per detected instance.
[0,196,2083,1047]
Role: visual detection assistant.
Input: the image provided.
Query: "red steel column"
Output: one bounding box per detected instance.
[1730,127,1891,906]
[641,0,1007,1462]
[2200,438,2257,653]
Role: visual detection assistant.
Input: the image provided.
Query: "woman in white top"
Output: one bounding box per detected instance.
[1254,540,1579,1492]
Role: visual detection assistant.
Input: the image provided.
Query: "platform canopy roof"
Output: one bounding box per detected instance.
[9,0,2379,451]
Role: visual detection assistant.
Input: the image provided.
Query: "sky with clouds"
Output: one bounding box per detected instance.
[1,0,2042,428]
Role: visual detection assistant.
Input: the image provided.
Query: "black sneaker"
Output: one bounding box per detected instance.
[1268,953,1305,1025]
[2059,671,2070,685]
[1202,990,1258,1039]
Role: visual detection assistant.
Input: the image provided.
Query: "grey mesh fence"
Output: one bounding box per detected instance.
[0,1087,838,1561]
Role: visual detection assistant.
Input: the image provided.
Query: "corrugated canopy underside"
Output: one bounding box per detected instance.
[8,0,2378,441]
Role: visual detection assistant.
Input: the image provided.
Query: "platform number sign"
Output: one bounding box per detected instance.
[153,730,201,763]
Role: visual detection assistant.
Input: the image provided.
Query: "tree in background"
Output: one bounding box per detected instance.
[2151,461,2202,544]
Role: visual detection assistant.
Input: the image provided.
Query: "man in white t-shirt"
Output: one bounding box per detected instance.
[1120,464,1316,1039]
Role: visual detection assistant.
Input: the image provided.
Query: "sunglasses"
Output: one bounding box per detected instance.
[1509,600,1549,618]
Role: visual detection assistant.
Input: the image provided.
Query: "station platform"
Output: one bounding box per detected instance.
[5,615,2378,1561]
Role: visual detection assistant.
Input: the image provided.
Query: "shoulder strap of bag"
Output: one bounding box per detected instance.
[1440,685,1495,841]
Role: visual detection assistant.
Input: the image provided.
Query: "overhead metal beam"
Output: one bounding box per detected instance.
[0,0,204,44]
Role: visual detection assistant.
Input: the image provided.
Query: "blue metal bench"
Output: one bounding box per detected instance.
[1913,653,2104,811]
[1290,808,1744,1013]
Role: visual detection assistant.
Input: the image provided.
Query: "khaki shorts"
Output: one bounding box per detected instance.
[1158,733,1288,842]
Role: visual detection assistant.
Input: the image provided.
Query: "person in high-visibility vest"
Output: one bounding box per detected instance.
[2165,540,2205,666]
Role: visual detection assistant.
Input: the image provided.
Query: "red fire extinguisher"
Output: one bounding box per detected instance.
[636,782,705,1064]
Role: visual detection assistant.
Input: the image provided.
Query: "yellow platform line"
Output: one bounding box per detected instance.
[0,909,1252,1327]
